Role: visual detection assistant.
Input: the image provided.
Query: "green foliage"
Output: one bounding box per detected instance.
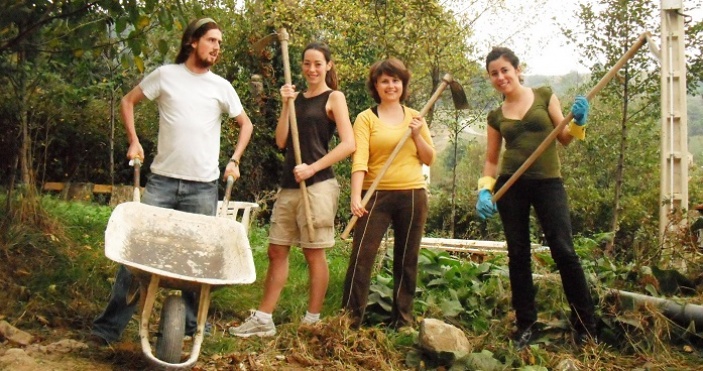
[366,248,511,333]
[0,0,484,237]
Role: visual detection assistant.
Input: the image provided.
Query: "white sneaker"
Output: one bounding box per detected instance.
[228,314,276,338]
[301,316,320,325]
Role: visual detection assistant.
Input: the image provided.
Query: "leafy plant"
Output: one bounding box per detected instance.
[366,248,510,333]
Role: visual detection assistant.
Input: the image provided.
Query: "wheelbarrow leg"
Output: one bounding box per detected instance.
[182,284,212,366]
[138,280,212,370]
[139,274,160,358]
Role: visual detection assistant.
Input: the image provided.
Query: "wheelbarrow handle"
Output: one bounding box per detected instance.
[131,158,142,203]
[219,176,235,217]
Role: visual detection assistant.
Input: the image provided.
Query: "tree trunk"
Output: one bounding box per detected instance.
[110,84,116,185]
[427,65,440,128]
[605,68,630,255]
[450,111,460,238]
[19,74,32,186]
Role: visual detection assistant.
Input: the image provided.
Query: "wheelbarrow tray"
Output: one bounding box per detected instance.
[105,202,255,287]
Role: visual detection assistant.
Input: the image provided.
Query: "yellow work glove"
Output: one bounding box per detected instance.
[568,120,586,140]
[477,176,496,192]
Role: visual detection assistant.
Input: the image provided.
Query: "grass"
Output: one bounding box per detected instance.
[207,224,353,328]
[3,192,703,370]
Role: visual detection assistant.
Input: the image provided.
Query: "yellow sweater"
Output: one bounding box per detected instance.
[352,107,435,190]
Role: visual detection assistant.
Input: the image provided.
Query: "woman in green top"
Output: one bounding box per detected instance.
[476,47,597,349]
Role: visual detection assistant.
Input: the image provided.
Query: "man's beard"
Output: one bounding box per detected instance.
[194,53,216,69]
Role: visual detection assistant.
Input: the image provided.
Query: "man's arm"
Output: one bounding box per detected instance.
[121,85,147,160]
[223,111,254,180]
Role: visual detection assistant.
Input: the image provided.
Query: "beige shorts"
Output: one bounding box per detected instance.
[268,178,340,248]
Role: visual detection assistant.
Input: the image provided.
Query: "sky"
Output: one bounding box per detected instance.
[468,0,703,76]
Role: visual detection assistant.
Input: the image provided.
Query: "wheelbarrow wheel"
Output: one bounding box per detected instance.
[156,294,186,363]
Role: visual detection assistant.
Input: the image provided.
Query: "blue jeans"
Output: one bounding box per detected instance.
[92,174,217,343]
[495,176,596,333]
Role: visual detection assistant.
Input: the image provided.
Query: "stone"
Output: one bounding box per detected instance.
[0,321,35,346]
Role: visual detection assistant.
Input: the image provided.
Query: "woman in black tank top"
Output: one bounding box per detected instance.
[229,42,355,338]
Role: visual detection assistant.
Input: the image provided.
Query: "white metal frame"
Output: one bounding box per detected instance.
[659,0,688,243]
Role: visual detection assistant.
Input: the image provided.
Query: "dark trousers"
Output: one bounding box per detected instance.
[342,189,428,327]
[496,176,596,333]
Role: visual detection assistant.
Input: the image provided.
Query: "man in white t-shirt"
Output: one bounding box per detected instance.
[90,17,253,345]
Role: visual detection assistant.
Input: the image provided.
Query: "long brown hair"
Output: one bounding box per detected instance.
[175,18,220,64]
[302,42,338,90]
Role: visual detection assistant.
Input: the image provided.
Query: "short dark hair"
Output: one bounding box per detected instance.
[175,18,220,64]
[366,58,411,104]
[485,46,519,71]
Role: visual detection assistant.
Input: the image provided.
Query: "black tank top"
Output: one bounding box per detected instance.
[281,90,336,188]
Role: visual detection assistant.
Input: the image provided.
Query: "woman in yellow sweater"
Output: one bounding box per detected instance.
[341,57,435,328]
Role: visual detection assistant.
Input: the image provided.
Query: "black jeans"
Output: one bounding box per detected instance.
[496,176,595,333]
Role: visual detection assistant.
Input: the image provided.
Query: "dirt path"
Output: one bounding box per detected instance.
[0,339,113,371]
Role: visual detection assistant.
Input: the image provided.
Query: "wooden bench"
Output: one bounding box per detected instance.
[42,182,139,206]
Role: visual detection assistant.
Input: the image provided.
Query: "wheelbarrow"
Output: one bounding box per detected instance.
[104,159,256,369]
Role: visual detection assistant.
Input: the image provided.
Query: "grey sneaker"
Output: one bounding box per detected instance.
[228,314,276,338]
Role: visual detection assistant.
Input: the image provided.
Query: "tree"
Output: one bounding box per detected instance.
[0,1,184,189]
[432,74,497,237]
[563,0,703,255]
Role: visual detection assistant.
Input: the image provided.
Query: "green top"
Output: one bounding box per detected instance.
[487,86,561,179]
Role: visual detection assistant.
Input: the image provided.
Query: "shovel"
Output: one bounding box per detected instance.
[254,28,316,241]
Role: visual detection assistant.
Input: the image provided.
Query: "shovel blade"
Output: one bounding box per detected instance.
[252,32,278,55]
[448,80,470,110]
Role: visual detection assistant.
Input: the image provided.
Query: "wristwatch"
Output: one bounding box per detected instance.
[229,158,240,166]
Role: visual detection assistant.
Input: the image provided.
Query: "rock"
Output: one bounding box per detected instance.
[0,321,35,346]
[26,339,88,356]
[418,318,472,367]
[0,348,38,371]
[419,318,471,354]
[556,358,579,371]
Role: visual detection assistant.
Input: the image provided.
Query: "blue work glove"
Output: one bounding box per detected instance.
[476,189,497,220]
[571,95,589,125]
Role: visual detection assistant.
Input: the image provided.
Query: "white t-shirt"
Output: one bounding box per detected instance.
[140,64,243,182]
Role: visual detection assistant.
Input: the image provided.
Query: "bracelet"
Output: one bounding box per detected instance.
[229,158,240,166]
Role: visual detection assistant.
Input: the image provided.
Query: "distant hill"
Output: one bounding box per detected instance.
[524,75,703,163]
[524,72,591,96]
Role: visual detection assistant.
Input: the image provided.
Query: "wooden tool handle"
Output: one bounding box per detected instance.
[279,28,316,241]
[219,176,235,217]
